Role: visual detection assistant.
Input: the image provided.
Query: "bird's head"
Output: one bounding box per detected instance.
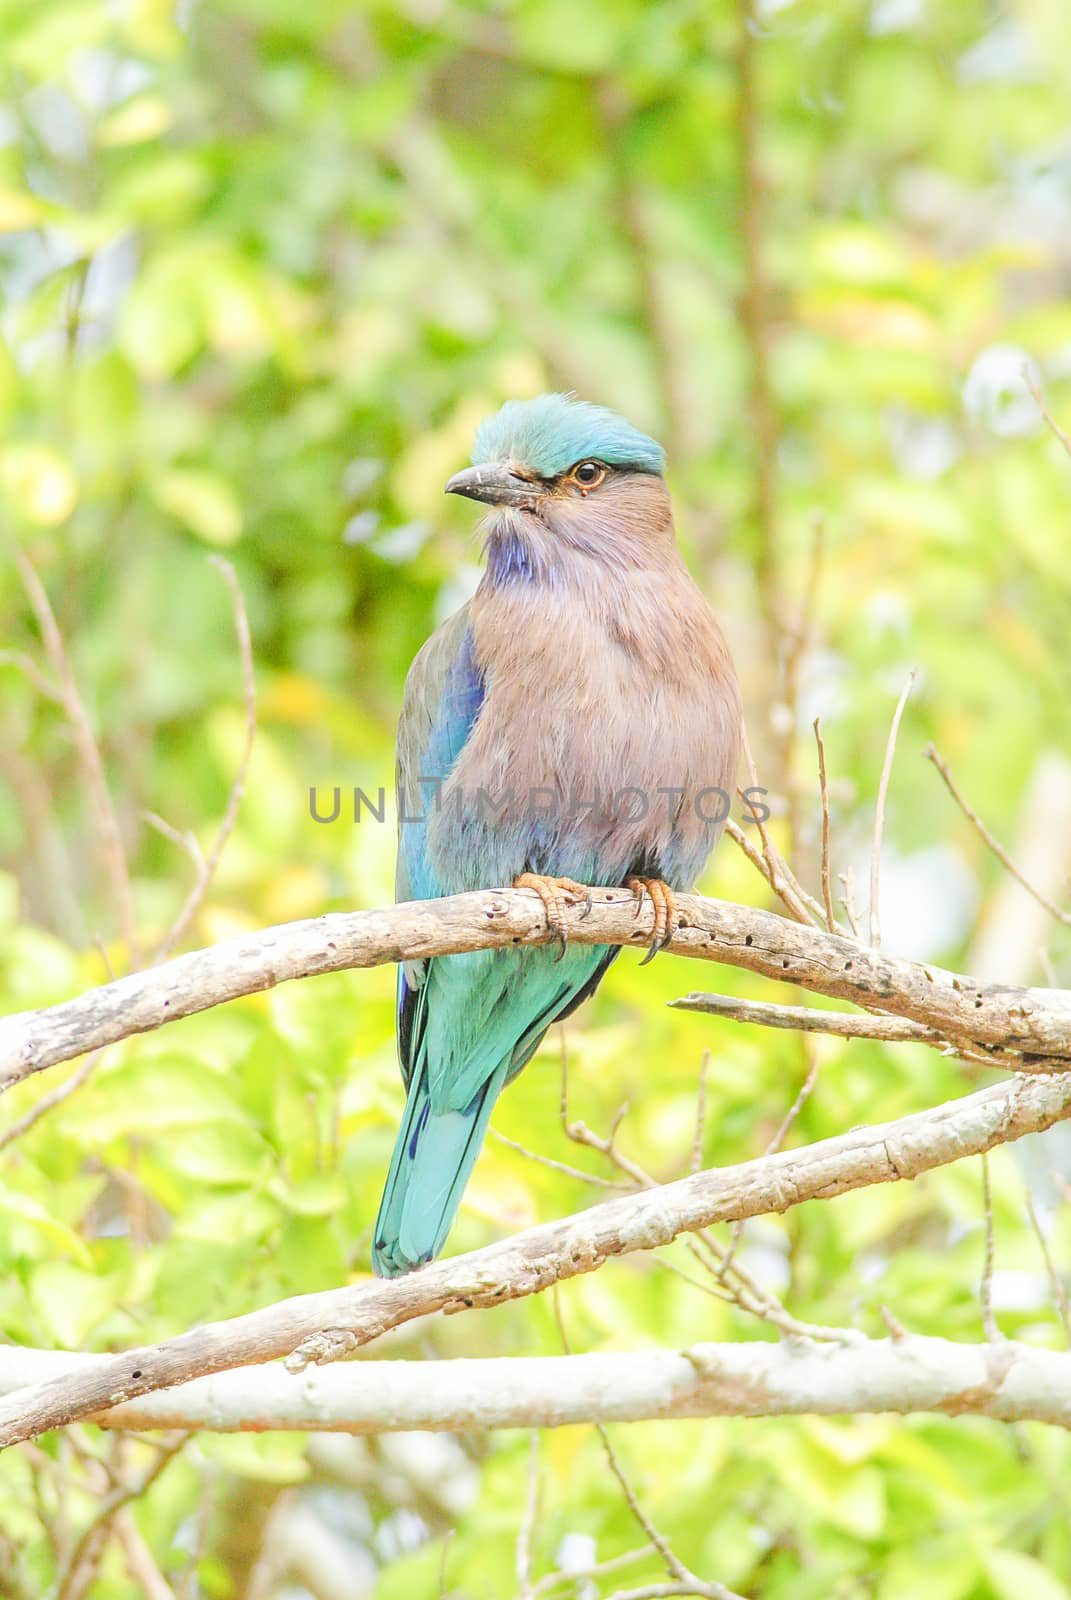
[445,394,671,570]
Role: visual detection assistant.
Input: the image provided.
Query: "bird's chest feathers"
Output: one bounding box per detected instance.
[424,567,737,890]
[467,581,694,791]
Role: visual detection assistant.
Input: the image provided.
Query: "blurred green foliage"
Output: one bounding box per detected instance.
[2,0,1071,1595]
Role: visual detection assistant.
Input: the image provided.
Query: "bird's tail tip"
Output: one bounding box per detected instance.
[370,1235,434,1279]
[371,1065,507,1280]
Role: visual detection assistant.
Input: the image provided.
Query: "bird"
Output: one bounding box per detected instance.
[371,392,742,1277]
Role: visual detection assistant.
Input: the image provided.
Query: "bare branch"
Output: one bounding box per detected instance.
[4,886,1071,1095]
[670,992,938,1043]
[0,1070,1068,1446]
[3,1336,1071,1433]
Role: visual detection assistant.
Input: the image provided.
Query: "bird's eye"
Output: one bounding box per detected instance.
[571,461,606,489]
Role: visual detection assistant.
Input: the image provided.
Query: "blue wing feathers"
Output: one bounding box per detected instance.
[376,611,619,1278]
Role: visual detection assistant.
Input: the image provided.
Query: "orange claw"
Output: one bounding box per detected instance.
[514,874,593,958]
[626,877,679,965]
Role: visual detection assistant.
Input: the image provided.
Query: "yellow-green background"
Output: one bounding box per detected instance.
[2,0,1071,1595]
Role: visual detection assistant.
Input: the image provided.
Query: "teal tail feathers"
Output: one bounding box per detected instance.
[371,1060,508,1279]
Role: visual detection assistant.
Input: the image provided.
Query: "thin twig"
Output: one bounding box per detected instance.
[838,868,862,938]
[737,722,826,927]
[114,1509,177,1600]
[979,1153,1002,1344]
[438,1528,455,1600]
[596,1426,693,1586]
[0,565,252,1146]
[516,1432,541,1600]
[0,1049,105,1154]
[55,1434,187,1600]
[491,1128,627,1190]
[533,1546,655,1596]
[552,1306,738,1597]
[778,518,826,846]
[0,650,64,703]
[152,558,256,963]
[926,744,1071,928]
[12,544,139,963]
[726,819,815,927]
[175,1449,216,1600]
[691,1050,710,1175]
[1024,1191,1071,1347]
[869,670,917,947]
[715,1044,819,1286]
[766,1045,820,1155]
[143,812,206,874]
[608,1584,744,1600]
[563,1064,849,1347]
[1023,365,1071,459]
[813,717,837,932]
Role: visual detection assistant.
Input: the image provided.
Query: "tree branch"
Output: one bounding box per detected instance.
[669,991,938,1043]
[3,887,1071,1096]
[0,1069,1069,1446]
[2,1336,1068,1432]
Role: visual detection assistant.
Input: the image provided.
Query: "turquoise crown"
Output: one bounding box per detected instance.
[472,393,665,479]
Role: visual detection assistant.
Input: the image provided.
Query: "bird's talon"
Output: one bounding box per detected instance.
[625,877,678,963]
[514,873,592,954]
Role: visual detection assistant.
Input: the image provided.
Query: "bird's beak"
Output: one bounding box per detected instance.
[444,462,542,509]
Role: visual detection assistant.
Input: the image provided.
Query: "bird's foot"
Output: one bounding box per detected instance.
[626,877,679,965]
[513,873,593,959]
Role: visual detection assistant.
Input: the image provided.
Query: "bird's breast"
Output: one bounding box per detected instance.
[426,567,741,893]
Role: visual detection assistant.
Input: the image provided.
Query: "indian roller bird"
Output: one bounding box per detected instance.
[372,393,742,1277]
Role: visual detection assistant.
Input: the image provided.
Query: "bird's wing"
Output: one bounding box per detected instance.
[395,601,484,1087]
[395,600,480,904]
